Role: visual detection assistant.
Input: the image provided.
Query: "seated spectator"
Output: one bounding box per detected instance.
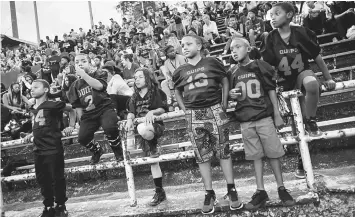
[202,14,223,44]
[2,83,33,111]
[59,33,76,53]
[303,8,327,35]
[245,8,267,47]
[121,53,140,84]
[327,1,355,39]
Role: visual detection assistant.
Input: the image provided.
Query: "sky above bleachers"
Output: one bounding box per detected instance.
[1,1,121,43]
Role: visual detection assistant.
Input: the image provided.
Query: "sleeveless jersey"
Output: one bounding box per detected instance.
[228,60,276,122]
[173,57,226,109]
[31,100,65,155]
[261,26,320,87]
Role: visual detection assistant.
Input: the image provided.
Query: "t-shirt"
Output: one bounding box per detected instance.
[122,63,140,80]
[245,17,265,34]
[107,74,133,96]
[68,69,113,119]
[173,57,226,109]
[128,88,168,119]
[31,100,65,155]
[59,40,76,53]
[48,55,61,79]
[261,26,320,90]
[163,54,187,78]
[228,60,276,122]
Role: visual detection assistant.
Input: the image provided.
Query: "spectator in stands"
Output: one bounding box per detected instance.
[327,2,355,39]
[160,45,187,100]
[161,3,170,17]
[2,83,32,111]
[121,53,140,82]
[303,6,327,35]
[126,67,168,206]
[78,27,86,41]
[47,51,61,81]
[59,33,75,53]
[222,16,244,55]
[202,14,223,44]
[245,8,267,47]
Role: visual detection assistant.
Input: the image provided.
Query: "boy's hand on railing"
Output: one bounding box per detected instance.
[63,126,75,137]
[145,111,155,125]
[324,79,336,91]
[274,114,285,130]
[126,119,134,131]
[23,134,33,143]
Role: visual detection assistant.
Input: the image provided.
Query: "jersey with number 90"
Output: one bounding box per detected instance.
[228,60,276,122]
[173,57,226,109]
[31,100,65,155]
[261,26,320,89]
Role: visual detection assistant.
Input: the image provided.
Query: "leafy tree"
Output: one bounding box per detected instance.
[117,1,158,21]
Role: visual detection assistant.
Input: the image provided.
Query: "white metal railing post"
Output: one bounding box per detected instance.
[288,90,315,190]
[120,122,137,207]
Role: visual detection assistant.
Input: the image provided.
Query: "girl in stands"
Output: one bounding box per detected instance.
[173,34,243,214]
[126,67,168,206]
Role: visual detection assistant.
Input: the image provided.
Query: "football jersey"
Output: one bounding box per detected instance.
[68,69,113,119]
[261,26,320,88]
[173,57,226,109]
[228,60,276,122]
[31,100,65,155]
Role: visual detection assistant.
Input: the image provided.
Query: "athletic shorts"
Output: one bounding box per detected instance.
[240,116,285,160]
[280,69,321,94]
[186,103,235,164]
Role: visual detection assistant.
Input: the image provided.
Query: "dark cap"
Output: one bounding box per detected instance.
[61,55,70,62]
[249,7,258,14]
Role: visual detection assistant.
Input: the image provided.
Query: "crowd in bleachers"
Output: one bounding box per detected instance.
[1,1,355,216]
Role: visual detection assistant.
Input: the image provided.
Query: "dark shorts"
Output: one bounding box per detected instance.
[280,69,321,94]
[186,103,235,164]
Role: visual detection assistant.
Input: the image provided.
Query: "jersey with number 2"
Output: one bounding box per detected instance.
[173,57,226,109]
[261,26,320,84]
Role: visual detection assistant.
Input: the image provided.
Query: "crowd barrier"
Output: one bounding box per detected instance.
[1,80,355,207]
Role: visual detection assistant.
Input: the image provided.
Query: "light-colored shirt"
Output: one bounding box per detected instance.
[107,74,133,96]
[162,54,187,78]
[203,21,219,40]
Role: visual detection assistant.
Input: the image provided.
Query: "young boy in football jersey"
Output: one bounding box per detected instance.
[23,79,68,217]
[126,68,168,206]
[229,37,295,210]
[173,34,243,214]
[66,54,123,164]
[261,2,336,137]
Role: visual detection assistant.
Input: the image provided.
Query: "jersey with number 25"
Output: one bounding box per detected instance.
[261,26,320,87]
[228,60,276,122]
[173,57,226,109]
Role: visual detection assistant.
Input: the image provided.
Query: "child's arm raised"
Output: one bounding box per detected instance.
[75,67,105,91]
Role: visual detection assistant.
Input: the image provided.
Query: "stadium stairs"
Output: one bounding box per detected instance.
[2,16,355,217]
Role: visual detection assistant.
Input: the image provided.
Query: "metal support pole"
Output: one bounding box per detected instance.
[10,1,19,38]
[33,1,41,45]
[289,94,315,190]
[88,1,94,30]
[120,122,137,207]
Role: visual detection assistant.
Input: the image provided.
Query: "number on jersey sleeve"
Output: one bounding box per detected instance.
[278,54,305,76]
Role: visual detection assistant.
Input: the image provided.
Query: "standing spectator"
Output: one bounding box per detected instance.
[78,27,86,41]
[59,34,75,53]
[161,3,170,17]
[47,51,61,80]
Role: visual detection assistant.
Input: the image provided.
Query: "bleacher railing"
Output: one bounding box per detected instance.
[2,80,355,206]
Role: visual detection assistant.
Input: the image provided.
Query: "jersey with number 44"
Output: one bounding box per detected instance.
[68,69,112,118]
[31,100,65,155]
[173,57,226,109]
[261,26,320,87]
[228,60,276,122]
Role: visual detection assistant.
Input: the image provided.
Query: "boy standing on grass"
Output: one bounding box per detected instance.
[228,37,295,210]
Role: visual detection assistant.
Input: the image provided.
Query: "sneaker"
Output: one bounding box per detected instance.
[90,146,103,165]
[201,191,217,214]
[149,187,166,206]
[224,188,243,210]
[245,190,269,210]
[40,206,55,217]
[304,117,323,137]
[278,186,296,206]
[54,204,68,217]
